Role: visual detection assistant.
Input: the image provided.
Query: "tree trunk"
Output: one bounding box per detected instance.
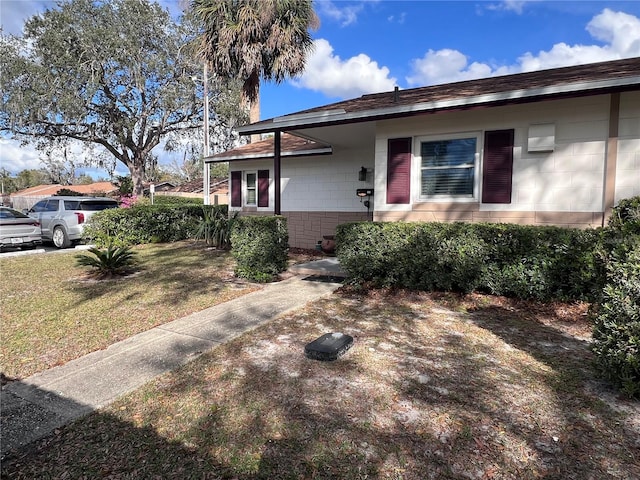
[130,161,146,197]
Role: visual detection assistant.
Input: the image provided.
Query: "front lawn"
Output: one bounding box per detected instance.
[3,289,638,479]
[0,242,258,379]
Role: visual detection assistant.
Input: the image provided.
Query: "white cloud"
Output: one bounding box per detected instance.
[293,38,396,99]
[0,0,53,35]
[317,0,365,27]
[406,8,640,87]
[0,139,42,173]
[387,12,407,24]
[485,1,529,15]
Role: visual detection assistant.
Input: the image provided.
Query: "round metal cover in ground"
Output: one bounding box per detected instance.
[304,332,353,361]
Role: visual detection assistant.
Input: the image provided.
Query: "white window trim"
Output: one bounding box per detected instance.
[413,131,482,203]
[244,170,257,207]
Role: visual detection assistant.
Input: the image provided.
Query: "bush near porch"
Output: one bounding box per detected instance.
[231,215,289,282]
[336,221,603,302]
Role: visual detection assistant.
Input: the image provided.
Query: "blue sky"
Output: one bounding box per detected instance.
[2,0,640,178]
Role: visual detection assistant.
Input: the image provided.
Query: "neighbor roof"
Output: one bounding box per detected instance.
[11,182,117,197]
[239,57,640,135]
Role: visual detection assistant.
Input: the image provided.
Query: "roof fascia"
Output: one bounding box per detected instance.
[238,75,640,135]
[205,146,333,163]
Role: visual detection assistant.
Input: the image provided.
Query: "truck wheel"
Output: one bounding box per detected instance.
[52,226,71,249]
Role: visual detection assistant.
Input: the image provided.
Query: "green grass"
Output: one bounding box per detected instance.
[0,242,257,379]
[3,289,639,479]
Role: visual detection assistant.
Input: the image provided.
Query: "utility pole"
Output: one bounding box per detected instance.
[203,63,211,205]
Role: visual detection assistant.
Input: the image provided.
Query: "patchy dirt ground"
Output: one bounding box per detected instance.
[4,288,638,480]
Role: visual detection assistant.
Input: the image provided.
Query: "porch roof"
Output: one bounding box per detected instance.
[206,132,332,163]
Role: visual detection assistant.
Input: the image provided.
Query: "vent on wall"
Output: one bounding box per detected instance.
[528,123,555,152]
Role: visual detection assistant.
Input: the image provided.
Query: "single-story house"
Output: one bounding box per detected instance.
[10,182,117,211]
[206,57,640,250]
[154,178,229,205]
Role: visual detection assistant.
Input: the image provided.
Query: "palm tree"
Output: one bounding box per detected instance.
[192,0,318,140]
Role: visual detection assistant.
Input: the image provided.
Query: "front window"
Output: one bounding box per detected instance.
[245,172,257,206]
[420,137,477,198]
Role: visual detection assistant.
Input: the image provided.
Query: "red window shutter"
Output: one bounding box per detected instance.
[482,130,514,204]
[387,138,412,204]
[258,169,269,207]
[230,171,242,207]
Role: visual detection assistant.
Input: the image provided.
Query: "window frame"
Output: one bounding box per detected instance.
[244,171,258,207]
[414,131,482,202]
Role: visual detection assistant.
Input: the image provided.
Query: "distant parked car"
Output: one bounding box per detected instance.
[27,196,118,248]
[0,207,43,251]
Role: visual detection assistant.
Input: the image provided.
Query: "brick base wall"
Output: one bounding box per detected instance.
[283,211,371,249]
[375,206,605,229]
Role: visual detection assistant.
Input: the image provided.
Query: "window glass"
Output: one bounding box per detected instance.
[246,172,257,205]
[77,200,118,211]
[64,201,81,210]
[30,200,49,212]
[420,138,476,197]
[43,200,60,212]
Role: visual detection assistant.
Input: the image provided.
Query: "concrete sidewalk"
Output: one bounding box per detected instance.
[0,260,345,459]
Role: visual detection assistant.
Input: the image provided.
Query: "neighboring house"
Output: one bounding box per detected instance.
[157,178,229,205]
[206,57,640,250]
[10,182,117,211]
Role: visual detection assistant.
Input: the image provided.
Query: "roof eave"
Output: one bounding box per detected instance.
[205,146,333,163]
[238,75,640,135]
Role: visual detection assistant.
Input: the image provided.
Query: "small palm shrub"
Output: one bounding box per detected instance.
[195,208,238,249]
[75,244,138,277]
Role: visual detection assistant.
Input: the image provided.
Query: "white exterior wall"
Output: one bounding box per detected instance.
[228,145,375,213]
[616,91,640,202]
[375,94,614,213]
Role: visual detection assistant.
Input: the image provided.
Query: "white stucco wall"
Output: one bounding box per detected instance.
[228,144,375,213]
[616,91,640,202]
[375,94,618,213]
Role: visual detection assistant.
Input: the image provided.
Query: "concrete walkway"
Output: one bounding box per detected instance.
[0,259,345,459]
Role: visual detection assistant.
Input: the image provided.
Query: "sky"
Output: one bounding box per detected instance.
[1,0,640,179]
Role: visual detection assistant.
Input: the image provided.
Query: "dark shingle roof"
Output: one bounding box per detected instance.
[241,57,640,134]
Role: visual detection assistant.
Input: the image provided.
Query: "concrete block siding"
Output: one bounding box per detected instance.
[616,91,640,202]
[375,94,620,216]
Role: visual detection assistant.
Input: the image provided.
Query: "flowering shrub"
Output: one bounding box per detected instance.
[118,194,138,208]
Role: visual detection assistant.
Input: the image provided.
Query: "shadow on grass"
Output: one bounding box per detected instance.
[3,293,639,479]
[69,243,241,307]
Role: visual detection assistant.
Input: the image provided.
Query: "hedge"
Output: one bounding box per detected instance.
[83,204,227,247]
[230,216,288,282]
[335,221,603,301]
[591,195,640,398]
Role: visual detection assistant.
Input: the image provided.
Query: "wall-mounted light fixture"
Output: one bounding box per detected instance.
[358,166,367,182]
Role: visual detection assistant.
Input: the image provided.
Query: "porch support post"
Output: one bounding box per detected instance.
[274,130,282,215]
[603,92,620,226]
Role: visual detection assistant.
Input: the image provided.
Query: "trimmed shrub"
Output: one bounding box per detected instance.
[336,221,602,301]
[150,195,204,206]
[591,241,640,398]
[83,204,226,246]
[590,196,640,398]
[607,195,640,235]
[230,216,288,282]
